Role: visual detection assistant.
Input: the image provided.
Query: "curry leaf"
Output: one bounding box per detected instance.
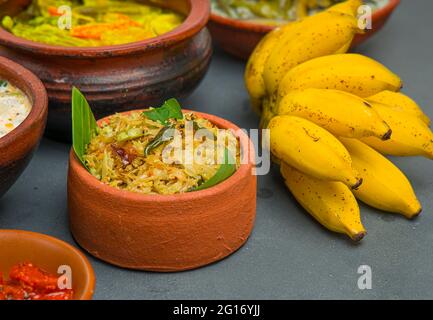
[143,98,183,125]
[144,124,176,156]
[72,87,97,169]
[191,148,237,192]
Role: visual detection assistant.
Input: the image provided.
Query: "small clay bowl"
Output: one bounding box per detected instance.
[0,56,48,199]
[68,110,257,272]
[0,0,212,140]
[208,0,400,60]
[0,230,95,300]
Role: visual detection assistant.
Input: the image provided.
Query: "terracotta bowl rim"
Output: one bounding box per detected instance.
[0,56,48,148]
[0,229,96,300]
[69,109,255,204]
[209,0,400,33]
[0,0,210,57]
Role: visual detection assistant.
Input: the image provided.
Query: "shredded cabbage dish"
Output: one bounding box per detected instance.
[84,111,240,195]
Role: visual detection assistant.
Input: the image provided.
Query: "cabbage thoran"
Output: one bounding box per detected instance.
[84,111,240,195]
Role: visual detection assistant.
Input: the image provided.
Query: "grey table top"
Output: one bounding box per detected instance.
[1,0,433,300]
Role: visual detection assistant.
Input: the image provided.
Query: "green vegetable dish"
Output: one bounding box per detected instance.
[72,88,240,195]
[211,0,387,25]
[1,0,184,47]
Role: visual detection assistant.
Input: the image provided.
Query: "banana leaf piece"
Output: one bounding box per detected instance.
[191,148,237,191]
[71,86,98,168]
[144,124,176,156]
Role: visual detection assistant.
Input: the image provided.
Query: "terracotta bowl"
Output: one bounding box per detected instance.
[0,56,48,199]
[68,110,257,272]
[0,230,95,300]
[208,0,400,60]
[0,0,212,140]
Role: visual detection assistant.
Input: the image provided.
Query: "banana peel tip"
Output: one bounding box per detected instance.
[351,178,363,190]
[407,207,422,220]
[351,231,367,242]
[381,128,392,141]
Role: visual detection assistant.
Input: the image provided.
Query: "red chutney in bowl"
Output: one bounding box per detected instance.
[0,262,74,300]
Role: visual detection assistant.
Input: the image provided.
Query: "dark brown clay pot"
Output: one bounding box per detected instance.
[0,0,212,141]
[68,110,257,272]
[0,230,95,300]
[0,56,48,199]
[208,0,400,60]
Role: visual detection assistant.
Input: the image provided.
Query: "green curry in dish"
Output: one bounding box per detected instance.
[211,0,387,25]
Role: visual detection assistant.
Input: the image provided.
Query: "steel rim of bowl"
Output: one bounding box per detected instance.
[0,0,210,57]
[69,109,256,205]
[0,56,47,148]
[0,229,95,300]
[209,0,400,33]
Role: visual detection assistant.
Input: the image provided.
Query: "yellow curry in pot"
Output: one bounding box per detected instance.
[1,0,184,47]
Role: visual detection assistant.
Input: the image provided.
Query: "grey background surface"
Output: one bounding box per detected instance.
[1,0,432,300]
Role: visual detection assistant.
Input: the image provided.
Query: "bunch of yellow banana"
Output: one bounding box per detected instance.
[245,0,432,241]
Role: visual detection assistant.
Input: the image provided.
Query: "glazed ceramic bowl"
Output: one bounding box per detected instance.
[0,0,212,140]
[68,110,257,272]
[0,57,48,199]
[208,0,400,60]
[0,230,95,300]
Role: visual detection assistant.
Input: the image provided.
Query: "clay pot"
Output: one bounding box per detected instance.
[0,0,212,140]
[208,0,400,60]
[0,56,48,199]
[68,110,257,272]
[0,230,95,300]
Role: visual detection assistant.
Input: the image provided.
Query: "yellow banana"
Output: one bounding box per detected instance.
[340,138,422,219]
[245,27,284,115]
[276,88,392,140]
[367,91,431,126]
[278,54,402,99]
[361,102,433,159]
[281,163,366,241]
[328,0,363,16]
[269,115,362,188]
[334,40,353,54]
[263,9,360,96]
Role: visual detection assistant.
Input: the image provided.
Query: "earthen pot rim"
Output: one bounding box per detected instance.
[0,0,210,57]
[69,109,255,204]
[0,56,48,148]
[209,0,400,33]
[0,229,96,300]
